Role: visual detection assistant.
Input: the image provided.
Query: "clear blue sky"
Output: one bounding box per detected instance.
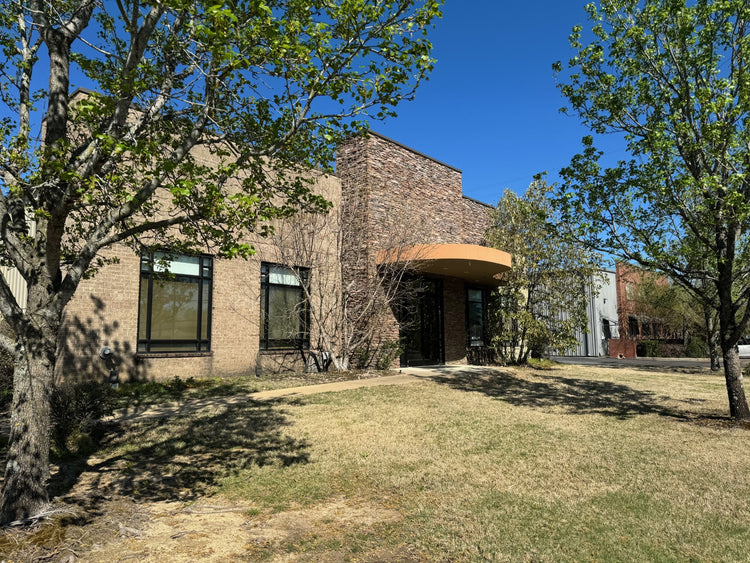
[373,0,621,205]
[5,1,626,207]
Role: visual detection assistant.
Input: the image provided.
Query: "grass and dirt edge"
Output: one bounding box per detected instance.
[2,362,750,561]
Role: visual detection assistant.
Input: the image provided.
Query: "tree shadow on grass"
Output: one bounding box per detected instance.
[555,358,721,376]
[48,397,309,523]
[424,366,704,421]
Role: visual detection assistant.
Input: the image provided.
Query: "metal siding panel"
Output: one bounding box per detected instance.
[1,267,28,311]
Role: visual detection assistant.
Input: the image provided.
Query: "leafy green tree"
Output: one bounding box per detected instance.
[554,0,750,420]
[487,180,602,364]
[0,0,441,524]
[634,274,721,369]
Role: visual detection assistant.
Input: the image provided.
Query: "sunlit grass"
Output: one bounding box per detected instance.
[216,364,750,561]
[114,369,390,409]
[36,363,749,561]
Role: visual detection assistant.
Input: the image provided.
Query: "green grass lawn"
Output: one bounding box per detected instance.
[215,364,750,561]
[7,363,750,561]
[112,369,390,409]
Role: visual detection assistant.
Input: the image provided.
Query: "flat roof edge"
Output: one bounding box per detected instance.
[366,130,462,174]
[462,194,494,209]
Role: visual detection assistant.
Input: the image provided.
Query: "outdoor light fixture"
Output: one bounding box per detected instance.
[99,346,120,388]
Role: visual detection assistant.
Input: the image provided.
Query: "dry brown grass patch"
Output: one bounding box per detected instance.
[3,362,750,561]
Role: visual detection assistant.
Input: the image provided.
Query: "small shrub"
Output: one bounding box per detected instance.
[50,381,117,455]
[166,375,199,396]
[636,340,660,357]
[467,346,497,366]
[69,430,97,456]
[685,338,708,358]
[116,375,204,405]
[350,345,373,370]
[374,339,403,370]
[350,339,402,370]
[656,342,686,358]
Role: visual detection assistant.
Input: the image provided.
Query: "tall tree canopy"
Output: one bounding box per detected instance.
[0,0,441,524]
[487,180,602,364]
[554,0,750,420]
[632,269,721,369]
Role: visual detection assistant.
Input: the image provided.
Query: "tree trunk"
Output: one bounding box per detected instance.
[715,230,750,420]
[709,339,721,372]
[0,339,55,524]
[721,345,750,421]
[704,309,720,371]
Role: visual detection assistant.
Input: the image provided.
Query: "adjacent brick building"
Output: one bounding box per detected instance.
[56,132,511,380]
[606,262,673,358]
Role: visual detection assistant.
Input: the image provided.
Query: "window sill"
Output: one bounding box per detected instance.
[136,351,213,359]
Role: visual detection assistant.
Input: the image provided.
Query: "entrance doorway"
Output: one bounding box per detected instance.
[399,278,443,366]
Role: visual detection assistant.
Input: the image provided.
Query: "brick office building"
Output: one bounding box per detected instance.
[607,262,674,358]
[338,133,511,366]
[56,132,511,380]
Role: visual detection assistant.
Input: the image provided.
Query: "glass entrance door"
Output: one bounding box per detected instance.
[399,277,443,366]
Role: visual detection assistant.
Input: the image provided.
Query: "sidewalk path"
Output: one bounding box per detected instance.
[0,365,497,434]
[249,368,431,400]
[112,365,487,425]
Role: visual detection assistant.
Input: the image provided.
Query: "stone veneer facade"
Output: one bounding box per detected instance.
[337,132,494,366]
[337,133,490,248]
[58,132,497,381]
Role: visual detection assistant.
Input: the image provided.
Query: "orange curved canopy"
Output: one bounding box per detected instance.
[376,243,512,286]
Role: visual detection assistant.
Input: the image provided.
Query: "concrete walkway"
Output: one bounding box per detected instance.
[249,367,436,399]
[0,366,486,435]
[112,365,482,425]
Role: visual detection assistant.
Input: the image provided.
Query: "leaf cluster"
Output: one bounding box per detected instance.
[554,0,750,350]
[0,0,441,331]
[487,179,603,364]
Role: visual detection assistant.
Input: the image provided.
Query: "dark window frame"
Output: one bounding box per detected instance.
[466,286,488,348]
[260,262,310,350]
[628,315,639,339]
[137,252,213,353]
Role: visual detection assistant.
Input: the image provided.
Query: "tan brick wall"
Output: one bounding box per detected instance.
[58,172,342,381]
[55,92,344,381]
[58,249,140,382]
[338,132,494,367]
[58,132,496,380]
